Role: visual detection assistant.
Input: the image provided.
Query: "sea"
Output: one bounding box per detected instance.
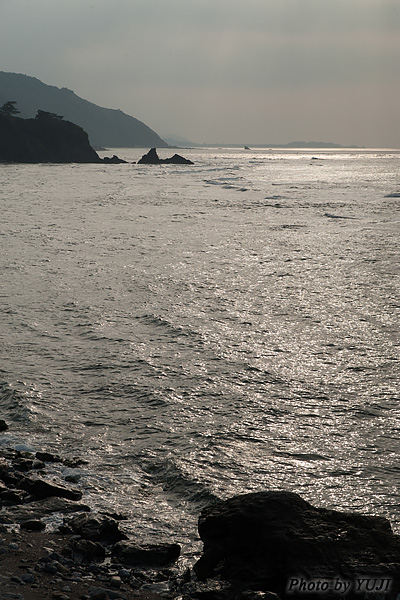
[1,147,399,561]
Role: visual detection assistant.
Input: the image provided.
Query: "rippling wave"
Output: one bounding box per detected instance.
[0,148,399,545]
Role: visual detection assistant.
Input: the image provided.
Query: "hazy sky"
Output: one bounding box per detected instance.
[1,0,399,146]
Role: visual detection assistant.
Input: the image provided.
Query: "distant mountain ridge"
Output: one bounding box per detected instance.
[0,71,168,148]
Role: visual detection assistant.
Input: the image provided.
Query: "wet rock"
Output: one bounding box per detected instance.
[88,592,108,600]
[19,572,36,584]
[67,512,127,543]
[88,586,126,599]
[88,591,109,600]
[63,456,89,468]
[53,560,70,575]
[20,519,46,531]
[16,473,83,500]
[35,451,63,463]
[110,575,122,588]
[32,459,46,469]
[0,483,28,505]
[0,496,90,523]
[64,473,81,483]
[194,491,400,599]
[112,540,181,568]
[0,460,82,501]
[180,579,233,600]
[12,458,34,472]
[67,538,106,564]
[43,563,59,574]
[0,461,19,485]
[0,419,9,431]
[118,568,131,579]
[101,511,128,521]
[140,581,172,596]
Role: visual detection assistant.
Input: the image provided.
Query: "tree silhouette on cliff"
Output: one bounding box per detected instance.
[0,100,20,116]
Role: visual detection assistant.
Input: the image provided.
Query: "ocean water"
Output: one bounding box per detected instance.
[1,148,399,557]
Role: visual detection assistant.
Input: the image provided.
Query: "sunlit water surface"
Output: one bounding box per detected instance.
[1,148,399,558]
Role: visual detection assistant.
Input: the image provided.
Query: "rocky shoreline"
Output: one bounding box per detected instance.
[0,441,187,600]
[1,423,399,600]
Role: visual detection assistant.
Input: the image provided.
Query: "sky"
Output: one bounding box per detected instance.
[1,0,400,147]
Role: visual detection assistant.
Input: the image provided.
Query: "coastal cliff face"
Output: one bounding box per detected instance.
[0,113,101,163]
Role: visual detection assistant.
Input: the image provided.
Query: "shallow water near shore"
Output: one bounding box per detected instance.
[1,147,399,556]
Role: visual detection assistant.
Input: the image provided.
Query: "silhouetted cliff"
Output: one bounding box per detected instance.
[0,113,102,163]
[0,72,168,148]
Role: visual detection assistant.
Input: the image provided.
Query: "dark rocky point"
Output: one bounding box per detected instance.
[0,111,127,164]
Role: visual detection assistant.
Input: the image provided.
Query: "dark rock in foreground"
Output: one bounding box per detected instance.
[20,519,46,531]
[64,537,106,564]
[35,450,63,463]
[0,497,90,523]
[112,540,181,567]
[66,512,127,543]
[194,491,400,599]
[138,147,194,165]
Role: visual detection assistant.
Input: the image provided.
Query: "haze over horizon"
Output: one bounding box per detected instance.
[1,0,399,148]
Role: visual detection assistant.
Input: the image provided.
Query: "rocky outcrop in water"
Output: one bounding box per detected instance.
[0,112,101,163]
[138,147,194,165]
[194,491,400,599]
[103,154,127,163]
